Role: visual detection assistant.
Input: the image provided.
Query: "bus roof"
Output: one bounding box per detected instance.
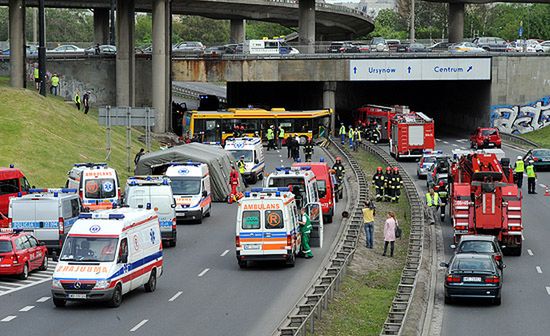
[190,108,331,119]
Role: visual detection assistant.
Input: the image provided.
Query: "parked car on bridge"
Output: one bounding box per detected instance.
[408,43,429,52]
[204,45,235,57]
[354,43,370,53]
[449,42,486,53]
[523,148,550,171]
[428,41,452,52]
[396,42,409,52]
[441,253,503,305]
[472,37,507,52]
[525,39,544,53]
[48,45,85,54]
[1,45,38,56]
[327,41,360,53]
[173,41,205,54]
[84,44,116,56]
[541,41,550,53]
[451,235,504,269]
[369,37,388,52]
[0,230,48,280]
[386,39,400,52]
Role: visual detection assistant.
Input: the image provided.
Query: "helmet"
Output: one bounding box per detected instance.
[393,167,399,172]
[386,166,391,171]
[517,156,522,160]
[336,156,342,162]
[377,166,382,172]
[439,180,445,186]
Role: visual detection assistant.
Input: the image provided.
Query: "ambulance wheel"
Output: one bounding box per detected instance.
[144,270,157,293]
[238,260,248,269]
[250,174,258,184]
[258,172,264,180]
[205,206,211,218]
[108,284,122,308]
[285,253,296,267]
[53,298,66,307]
[197,213,203,224]
[19,263,29,280]
[39,256,48,271]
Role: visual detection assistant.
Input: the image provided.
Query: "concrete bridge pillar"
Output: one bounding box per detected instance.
[152,0,171,133]
[230,19,245,44]
[299,0,315,54]
[116,0,135,107]
[323,82,336,135]
[94,8,110,45]
[9,0,25,88]
[448,2,465,44]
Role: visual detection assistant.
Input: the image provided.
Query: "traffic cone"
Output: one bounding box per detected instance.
[545,187,550,197]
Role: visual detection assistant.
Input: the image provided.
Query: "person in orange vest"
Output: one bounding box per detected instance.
[229,165,240,203]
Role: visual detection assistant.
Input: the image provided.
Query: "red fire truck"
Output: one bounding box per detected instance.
[355,105,397,142]
[450,152,523,255]
[389,112,435,160]
[0,166,30,228]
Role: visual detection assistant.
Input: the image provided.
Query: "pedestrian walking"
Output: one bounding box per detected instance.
[372,166,385,201]
[83,91,90,114]
[286,134,293,158]
[339,123,346,145]
[514,155,524,188]
[425,188,440,225]
[278,126,285,149]
[304,138,314,162]
[134,148,145,166]
[383,211,398,257]
[526,160,537,194]
[298,207,313,259]
[266,125,276,151]
[362,200,375,248]
[74,91,81,110]
[50,73,60,96]
[348,126,354,149]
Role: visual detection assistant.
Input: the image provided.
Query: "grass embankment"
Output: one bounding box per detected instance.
[520,126,550,148]
[0,77,151,186]
[314,150,411,336]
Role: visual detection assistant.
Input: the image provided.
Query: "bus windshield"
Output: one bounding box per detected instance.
[171,177,201,195]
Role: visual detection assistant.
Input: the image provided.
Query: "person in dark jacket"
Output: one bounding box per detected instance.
[286,134,293,159]
[134,148,145,166]
[83,91,90,114]
[303,138,314,162]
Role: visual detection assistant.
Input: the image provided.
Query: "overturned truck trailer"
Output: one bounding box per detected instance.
[134,143,244,201]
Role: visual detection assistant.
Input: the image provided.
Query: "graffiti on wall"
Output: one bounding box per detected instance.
[490,96,550,134]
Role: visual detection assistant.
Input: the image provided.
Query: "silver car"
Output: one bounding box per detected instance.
[417,150,443,179]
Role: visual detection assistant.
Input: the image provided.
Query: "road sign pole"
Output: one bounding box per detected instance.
[127,107,132,173]
[106,105,112,161]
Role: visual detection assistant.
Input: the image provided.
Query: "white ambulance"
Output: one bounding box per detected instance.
[265,166,324,248]
[124,176,177,247]
[66,163,121,211]
[8,188,81,251]
[51,208,163,308]
[165,162,212,223]
[224,137,265,184]
[236,187,301,268]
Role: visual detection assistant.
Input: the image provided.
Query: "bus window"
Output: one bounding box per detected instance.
[293,119,311,133]
[196,119,220,142]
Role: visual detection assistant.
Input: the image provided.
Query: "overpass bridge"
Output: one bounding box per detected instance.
[4,0,373,134]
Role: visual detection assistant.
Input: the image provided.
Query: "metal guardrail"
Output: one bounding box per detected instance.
[500,132,539,148]
[273,137,368,336]
[172,84,227,103]
[356,142,425,336]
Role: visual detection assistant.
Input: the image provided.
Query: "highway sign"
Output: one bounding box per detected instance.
[349,58,491,81]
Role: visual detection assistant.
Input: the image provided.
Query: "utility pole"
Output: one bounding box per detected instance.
[409,0,415,42]
[33,8,38,44]
[38,0,46,96]
[110,0,116,45]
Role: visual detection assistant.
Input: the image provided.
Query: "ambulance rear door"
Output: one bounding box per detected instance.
[262,206,287,256]
[306,202,324,248]
[239,208,264,256]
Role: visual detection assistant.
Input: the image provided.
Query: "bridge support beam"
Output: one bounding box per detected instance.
[9,0,25,88]
[116,0,135,107]
[152,0,171,133]
[230,19,245,44]
[448,2,464,44]
[323,82,336,136]
[299,0,315,54]
[94,8,110,45]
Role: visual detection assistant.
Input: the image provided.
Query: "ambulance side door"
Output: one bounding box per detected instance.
[117,237,132,293]
[306,202,324,249]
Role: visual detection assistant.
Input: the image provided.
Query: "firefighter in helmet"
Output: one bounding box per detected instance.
[372,166,385,201]
[304,137,314,162]
[383,166,393,201]
[391,167,403,203]
[332,156,345,198]
[437,180,449,221]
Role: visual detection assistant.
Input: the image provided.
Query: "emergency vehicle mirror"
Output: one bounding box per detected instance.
[171,203,176,208]
[450,244,456,249]
[439,262,448,268]
[202,190,208,197]
[255,159,259,164]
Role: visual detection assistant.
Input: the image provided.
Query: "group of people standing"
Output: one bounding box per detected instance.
[286,134,314,162]
[74,90,91,114]
[513,156,538,194]
[372,166,404,203]
[338,121,383,150]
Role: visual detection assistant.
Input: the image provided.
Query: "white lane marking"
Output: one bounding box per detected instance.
[0,285,16,290]
[0,275,53,297]
[522,234,525,241]
[220,249,230,257]
[443,141,449,144]
[528,249,534,256]
[546,287,550,295]
[452,144,459,147]
[279,155,282,158]
[460,147,466,150]
[1,316,17,322]
[539,184,546,188]
[130,319,149,332]
[456,139,467,143]
[198,268,210,277]
[19,306,34,312]
[168,291,183,302]
[436,138,441,142]
[536,266,543,274]
[36,296,50,303]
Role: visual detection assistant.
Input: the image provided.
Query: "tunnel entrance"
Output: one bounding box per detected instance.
[228,79,491,137]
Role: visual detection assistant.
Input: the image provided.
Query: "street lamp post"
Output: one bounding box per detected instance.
[38,0,46,96]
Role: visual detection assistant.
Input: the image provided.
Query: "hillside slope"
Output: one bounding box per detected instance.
[521,126,550,148]
[0,85,149,186]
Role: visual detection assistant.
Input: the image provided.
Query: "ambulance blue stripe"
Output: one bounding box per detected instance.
[251,161,265,171]
[11,217,78,230]
[108,250,163,280]
[239,232,287,238]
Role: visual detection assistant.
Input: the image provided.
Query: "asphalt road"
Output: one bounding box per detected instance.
[0,146,346,336]
[382,134,550,335]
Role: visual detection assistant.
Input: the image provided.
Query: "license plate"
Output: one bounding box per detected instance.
[68,293,87,299]
[463,277,481,282]
[243,244,261,250]
[488,143,495,147]
[455,230,469,235]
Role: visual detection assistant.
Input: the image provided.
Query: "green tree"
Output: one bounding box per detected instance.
[366,9,407,39]
[172,16,229,45]
[135,14,152,46]
[245,21,294,40]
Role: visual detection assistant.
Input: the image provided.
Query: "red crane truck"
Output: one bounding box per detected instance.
[450,152,523,256]
[389,112,435,160]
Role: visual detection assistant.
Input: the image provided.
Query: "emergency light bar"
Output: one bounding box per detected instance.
[166,161,203,167]
[202,142,221,145]
[128,176,170,186]
[79,213,126,220]
[423,150,443,155]
[250,187,290,193]
[28,188,78,194]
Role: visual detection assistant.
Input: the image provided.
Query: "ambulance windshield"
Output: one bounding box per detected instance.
[229,150,254,162]
[171,177,201,195]
[85,178,117,199]
[60,236,119,262]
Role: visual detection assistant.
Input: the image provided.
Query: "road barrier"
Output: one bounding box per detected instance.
[273,138,425,336]
[500,132,539,148]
